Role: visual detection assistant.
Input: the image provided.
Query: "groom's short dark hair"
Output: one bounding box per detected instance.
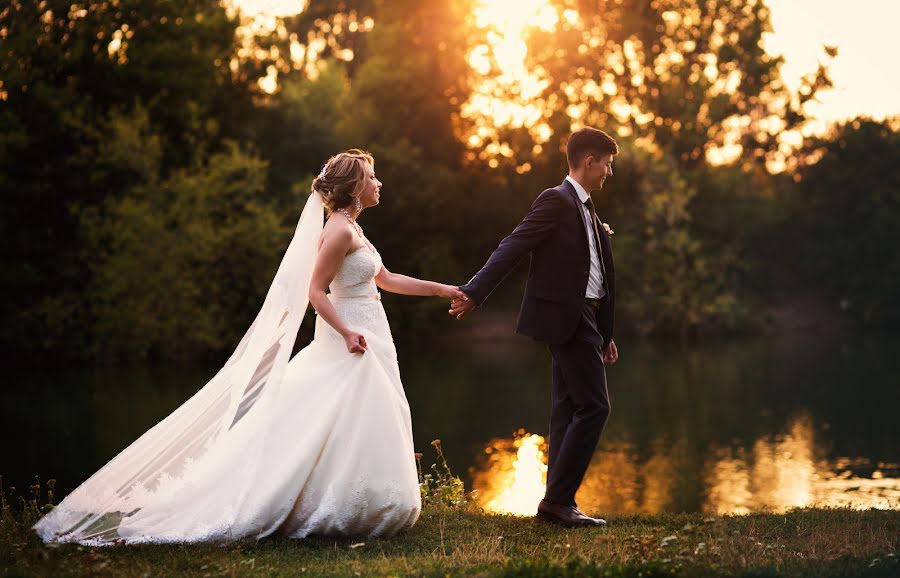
[566,128,618,169]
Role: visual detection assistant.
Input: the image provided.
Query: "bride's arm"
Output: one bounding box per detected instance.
[375,265,465,300]
[309,224,368,353]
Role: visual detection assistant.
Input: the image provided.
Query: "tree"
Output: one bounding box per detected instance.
[80,108,288,360]
[614,142,738,338]
[457,0,832,173]
[0,0,255,358]
[791,117,900,327]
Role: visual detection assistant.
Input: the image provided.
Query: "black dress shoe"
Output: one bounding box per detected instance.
[573,506,607,526]
[536,499,606,528]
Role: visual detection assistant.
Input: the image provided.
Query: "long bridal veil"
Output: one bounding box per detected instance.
[34,192,325,545]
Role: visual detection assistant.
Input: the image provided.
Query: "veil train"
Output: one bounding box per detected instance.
[33,193,325,545]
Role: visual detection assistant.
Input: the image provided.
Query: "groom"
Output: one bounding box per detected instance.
[450,127,618,528]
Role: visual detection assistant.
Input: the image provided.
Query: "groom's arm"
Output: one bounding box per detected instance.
[460,188,564,307]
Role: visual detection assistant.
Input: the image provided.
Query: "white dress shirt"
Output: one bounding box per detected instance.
[566,176,606,299]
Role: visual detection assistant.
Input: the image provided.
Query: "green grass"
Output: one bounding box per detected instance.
[3,502,898,577]
[3,445,897,577]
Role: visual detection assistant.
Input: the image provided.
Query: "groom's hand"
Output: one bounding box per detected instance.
[601,339,618,365]
[448,290,475,320]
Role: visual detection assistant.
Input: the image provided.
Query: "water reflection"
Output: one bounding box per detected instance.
[475,430,547,515]
[472,414,900,516]
[704,414,900,514]
[5,334,898,511]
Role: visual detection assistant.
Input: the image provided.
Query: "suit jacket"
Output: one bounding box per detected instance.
[461,179,615,346]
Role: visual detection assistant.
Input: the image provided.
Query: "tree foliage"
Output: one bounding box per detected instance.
[0,0,262,358]
[614,144,738,338]
[79,107,286,359]
[0,0,894,360]
[790,118,900,326]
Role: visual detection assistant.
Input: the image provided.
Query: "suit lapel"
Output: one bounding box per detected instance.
[560,179,590,243]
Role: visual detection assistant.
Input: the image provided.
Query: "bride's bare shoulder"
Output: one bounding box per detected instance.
[319,216,354,250]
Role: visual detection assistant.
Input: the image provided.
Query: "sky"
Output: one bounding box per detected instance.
[765,0,899,126]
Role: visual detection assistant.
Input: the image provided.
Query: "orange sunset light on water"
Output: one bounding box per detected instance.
[477,432,548,515]
[471,416,900,516]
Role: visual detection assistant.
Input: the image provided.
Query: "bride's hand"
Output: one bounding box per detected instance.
[436,284,467,301]
[342,331,368,354]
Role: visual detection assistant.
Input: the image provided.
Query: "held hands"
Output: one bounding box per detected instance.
[436,284,468,302]
[448,289,475,320]
[343,330,368,354]
[433,283,474,319]
[601,339,619,365]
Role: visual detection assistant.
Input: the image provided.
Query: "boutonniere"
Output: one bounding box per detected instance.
[601,222,614,237]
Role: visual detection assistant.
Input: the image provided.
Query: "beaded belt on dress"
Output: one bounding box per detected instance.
[330,292,382,301]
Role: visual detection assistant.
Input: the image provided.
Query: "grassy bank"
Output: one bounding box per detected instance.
[3,503,898,577]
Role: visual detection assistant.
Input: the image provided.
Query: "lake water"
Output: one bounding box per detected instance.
[3,328,898,516]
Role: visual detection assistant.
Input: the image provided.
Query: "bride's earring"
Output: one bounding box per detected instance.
[355,197,362,214]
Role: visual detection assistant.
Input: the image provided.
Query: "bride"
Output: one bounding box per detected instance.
[34,149,465,544]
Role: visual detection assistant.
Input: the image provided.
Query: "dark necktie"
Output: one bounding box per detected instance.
[583,197,607,280]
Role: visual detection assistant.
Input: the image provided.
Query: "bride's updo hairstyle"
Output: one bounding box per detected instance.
[311,149,374,214]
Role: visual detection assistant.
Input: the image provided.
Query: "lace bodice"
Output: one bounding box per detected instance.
[330,245,382,298]
[315,244,394,346]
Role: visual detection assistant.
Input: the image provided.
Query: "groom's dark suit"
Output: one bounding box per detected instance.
[461,178,615,508]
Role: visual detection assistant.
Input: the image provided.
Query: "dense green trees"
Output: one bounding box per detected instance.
[1,0,896,360]
[790,118,900,327]
[79,115,286,359]
[1,0,258,358]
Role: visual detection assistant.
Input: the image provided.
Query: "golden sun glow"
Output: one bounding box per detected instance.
[704,415,900,514]
[472,0,558,78]
[227,0,898,169]
[473,432,548,516]
[460,0,570,167]
[489,434,547,515]
[227,1,371,93]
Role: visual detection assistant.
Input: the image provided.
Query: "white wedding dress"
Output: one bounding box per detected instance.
[33,201,422,544]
